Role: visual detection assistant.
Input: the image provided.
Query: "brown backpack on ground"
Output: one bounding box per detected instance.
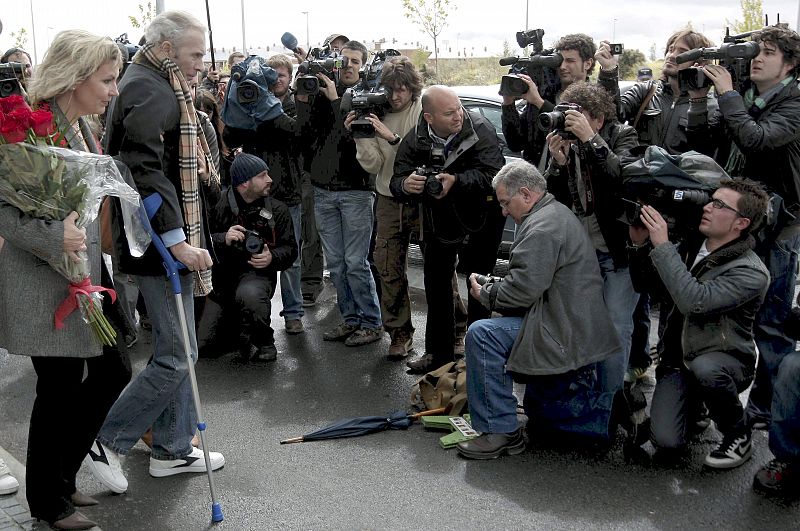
[410,359,468,416]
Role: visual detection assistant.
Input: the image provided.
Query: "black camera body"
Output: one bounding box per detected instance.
[0,62,23,97]
[678,67,714,92]
[538,103,582,140]
[499,29,562,101]
[232,229,266,255]
[416,166,445,196]
[296,48,349,97]
[609,43,624,55]
[339,49,400,138]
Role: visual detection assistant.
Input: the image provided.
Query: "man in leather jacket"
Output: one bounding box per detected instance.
[391,85,505,373]
[543,81,639,393]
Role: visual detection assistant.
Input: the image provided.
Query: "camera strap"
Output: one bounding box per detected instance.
[632,81,657,130]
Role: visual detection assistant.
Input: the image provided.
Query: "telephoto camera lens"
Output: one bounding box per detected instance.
[425,175,444,196]
[474,274,492,286]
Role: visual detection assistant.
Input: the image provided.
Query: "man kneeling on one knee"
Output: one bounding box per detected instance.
[210,153,298,361]
[456,160,623,460]
[628,178,770,468]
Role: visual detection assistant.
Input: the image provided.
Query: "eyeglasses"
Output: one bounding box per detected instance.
[709,198,745,217]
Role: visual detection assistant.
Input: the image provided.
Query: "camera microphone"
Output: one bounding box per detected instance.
[675,47,705,64]
[499,56,519,67]
[281,32,301,53]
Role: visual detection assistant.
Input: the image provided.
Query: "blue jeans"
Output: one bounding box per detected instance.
[465,317,614,440]
[97,274,197,460]
[594,251,639,393]
[279,204,304,321]
[313,187,381,329]
[745,232,800,426]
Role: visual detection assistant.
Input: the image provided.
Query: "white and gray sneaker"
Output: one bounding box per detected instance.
[0,458,19,495]
[149,447,225,478]
[83,440,128,493]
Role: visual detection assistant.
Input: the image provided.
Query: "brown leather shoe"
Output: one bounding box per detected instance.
[70,490,99,507]
[387,329,413,360]
[52,510,98,530]
[406,353,449,374]
[456,428,526,460]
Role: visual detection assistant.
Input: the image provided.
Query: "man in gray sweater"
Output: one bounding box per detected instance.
[456,159,622,459]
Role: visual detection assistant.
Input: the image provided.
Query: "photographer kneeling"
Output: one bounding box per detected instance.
[455,160,623,459]
[628,179,769,468]
[210,153,298,362]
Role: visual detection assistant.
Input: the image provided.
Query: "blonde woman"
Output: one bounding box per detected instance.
[0,30,129,530]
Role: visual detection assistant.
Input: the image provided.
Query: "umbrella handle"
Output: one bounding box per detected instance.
[410,407,448,419]
[280,436,305,445]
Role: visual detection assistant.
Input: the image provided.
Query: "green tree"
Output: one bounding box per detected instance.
[401,0,456,80]
[129,2,156,30]
[618,48,647,80]
[726,0,764,33]
[11,27,28,49]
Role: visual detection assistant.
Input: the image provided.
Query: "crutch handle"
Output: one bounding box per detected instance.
[139,194,187,295]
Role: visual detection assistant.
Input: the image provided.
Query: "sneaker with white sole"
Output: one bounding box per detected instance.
[704,428,752,469]
[0,458,19,495]
[149,447,225,477]
[84,440,128,493]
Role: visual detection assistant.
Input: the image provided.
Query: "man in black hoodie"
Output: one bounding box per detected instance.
[295,40,383,347]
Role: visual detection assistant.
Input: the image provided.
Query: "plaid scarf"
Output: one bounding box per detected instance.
[133,43,219,295]
[725,74,796,176]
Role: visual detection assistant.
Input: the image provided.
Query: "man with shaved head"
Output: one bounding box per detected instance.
[391,85,506,373]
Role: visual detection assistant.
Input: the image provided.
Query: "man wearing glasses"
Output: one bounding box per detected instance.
[627,179,770,469]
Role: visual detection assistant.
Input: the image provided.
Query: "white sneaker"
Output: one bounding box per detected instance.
[149,447,225,478]
[83,440,128,493]
[0,458,19,495]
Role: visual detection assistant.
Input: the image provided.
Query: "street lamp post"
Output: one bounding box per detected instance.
[613,18,617,42]
[240,0,247,53]
[302,11,309,50]
[29,0,38,64]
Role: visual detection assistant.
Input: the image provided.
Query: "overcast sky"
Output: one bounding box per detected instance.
[2,0,799,65]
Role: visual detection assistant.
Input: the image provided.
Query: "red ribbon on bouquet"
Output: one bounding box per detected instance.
[54,277,117,330]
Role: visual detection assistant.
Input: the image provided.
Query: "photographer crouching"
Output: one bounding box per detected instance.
[455,160,623,459]
[210,154,298,362]
[627,179,769,469]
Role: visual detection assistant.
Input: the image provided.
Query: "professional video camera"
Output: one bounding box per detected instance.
[537,103,581,140]
[676,15,787,93]
[114,33,140,77]
[220,55,283,131]
[295,45,349,97]
[231,229,266,255]
[0,62,23,97]
[340,49,400,138]
[619,146,726,241]
[498,29,562,101]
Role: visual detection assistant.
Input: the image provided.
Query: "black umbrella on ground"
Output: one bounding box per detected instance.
[280,407,447,444]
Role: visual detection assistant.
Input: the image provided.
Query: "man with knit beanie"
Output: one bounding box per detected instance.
[210,153,298,361]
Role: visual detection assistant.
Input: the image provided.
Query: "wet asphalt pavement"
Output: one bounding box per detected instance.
[1,271,799,530]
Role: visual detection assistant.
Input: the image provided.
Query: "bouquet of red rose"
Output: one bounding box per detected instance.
[0,95,150,345]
